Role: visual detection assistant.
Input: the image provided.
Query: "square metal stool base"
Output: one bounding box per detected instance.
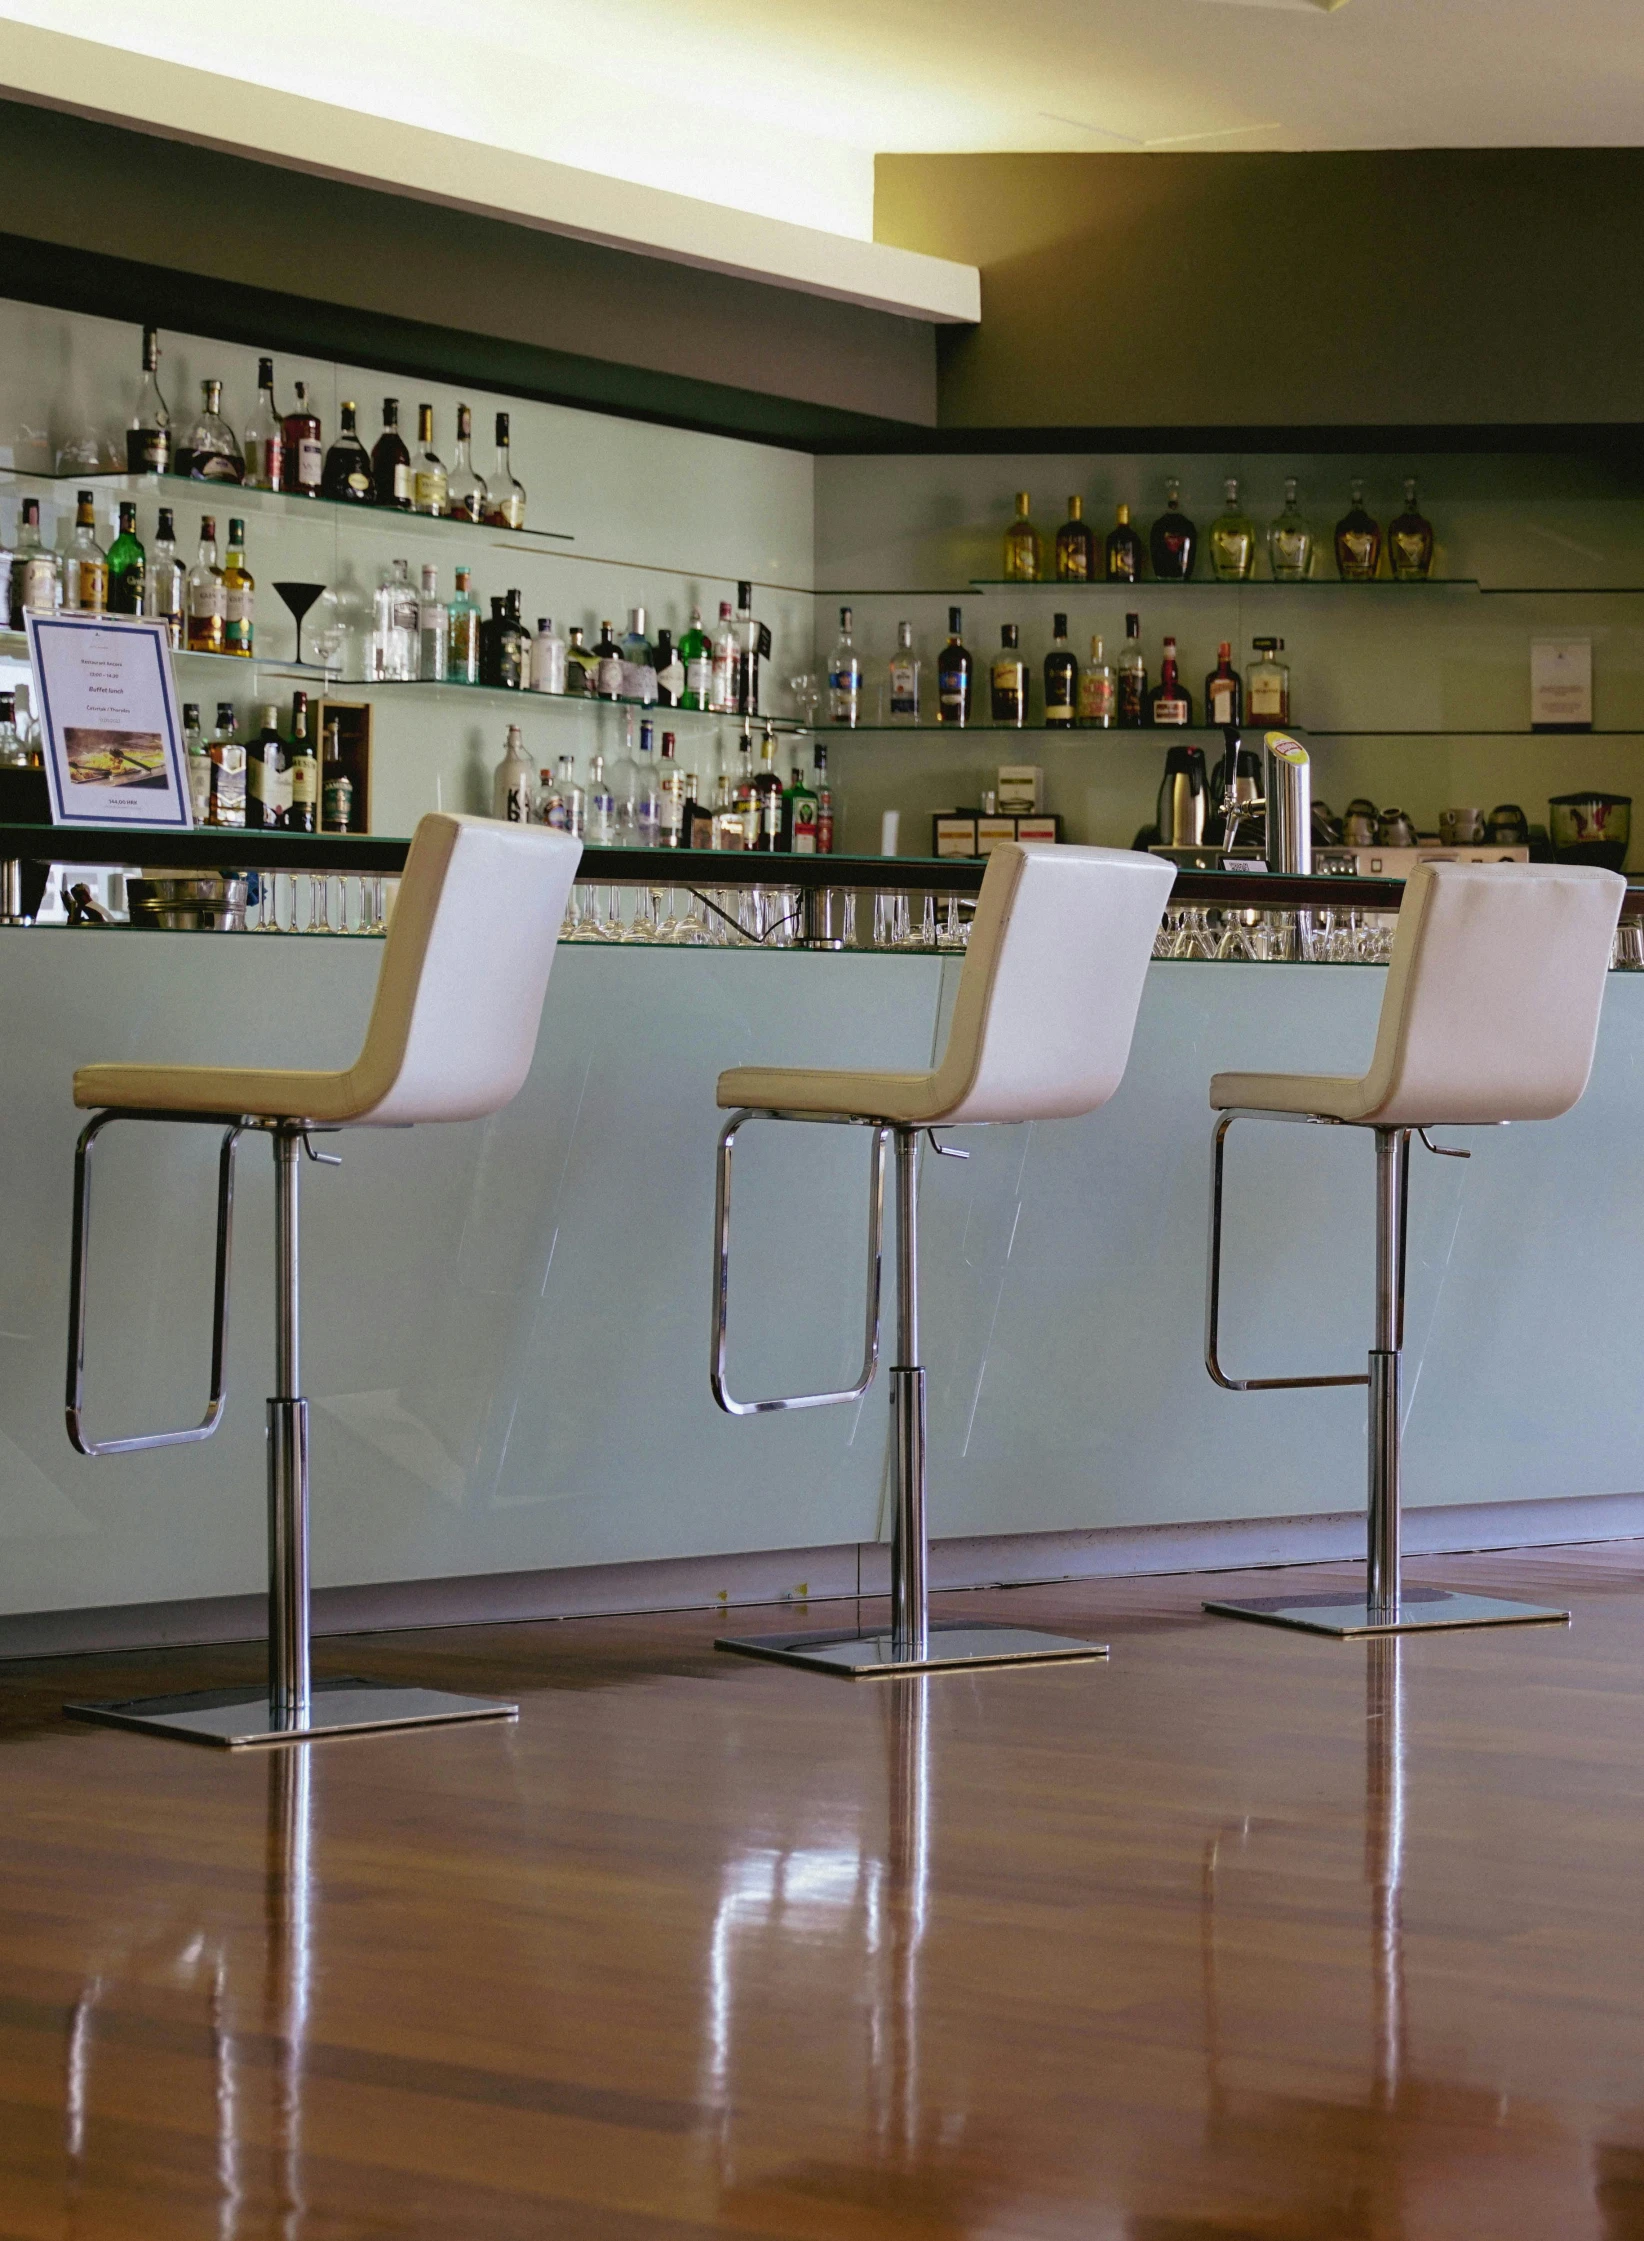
[715,1620,1109,1678]
[1202,1586,1570,1639]
[63,1675,520,1748]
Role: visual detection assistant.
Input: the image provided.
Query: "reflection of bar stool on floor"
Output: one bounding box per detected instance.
[1204,860,1623,1638]
[710,841,1174,1676]
[63,812,582,1745]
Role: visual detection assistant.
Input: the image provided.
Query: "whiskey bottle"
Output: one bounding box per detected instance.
[245,704,287,831]
[492,724,535,823]
[937,607,974,727]
[243,360,284,491]
[321,723,354,834]
[1002,491,1042,582]
[126,326,171,473]
[1334,480,1382,580]
[484,412,527,529]
[991,623,1028,727]
[1105,502,1144,583]
[1246,637,1291,723]
[829,605,863,726]
[1208,479,1256,582]
[448,568,480,682]
[371,399,411,508]
[207,701,246,828]
[62,492,108,613]
[1079,635,1115,728]
[412,405,447,515]
[143,506,184,644]
[222,517,254,656]
[446,405,486,523]
[1204,641,1243,728]
[813,741,835,854]
[1116,612,1147,728]
[1149,478,1197,580]
[1389,478,1435,580]
[750,725,785,850]
[287,692,317,835]
[679,607,712,709]
[886,620,921,722]
[1267,477,1313,581]
[106,502,145,616]
[11,499,61,622]
[1043,612,1078,729]
[283,382,323,498]
[322,402,374,503]
[187,381,244,482]
[1055,496,1095,582]
[1146,636,1192,726]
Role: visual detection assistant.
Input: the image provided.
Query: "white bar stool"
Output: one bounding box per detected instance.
[63,813,583,1746]
[709,841,1175,1677]
[1204,859,1624,1638]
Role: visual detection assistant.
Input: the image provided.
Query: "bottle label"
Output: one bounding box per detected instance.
[297,437,323,486]
[322,773,353,832]
[1045,689,1074,720]
[1118,675,1146,724]
[248,753,271,802]
[1151,695,1190,726]
[413,471,445,510]
[225,588,253,624]
[192,582,227,620]
[687,655,713,704]
[393,464,411,503]
[1208,680,1238,724]
[816,797,834,854]
[789,801,819,853]
[21,556,58,612]
[889,662,918,717]
[1080,676,1115,721]
[597,657,624,698]
[1248,680,1287,718]
[291,755,317,807]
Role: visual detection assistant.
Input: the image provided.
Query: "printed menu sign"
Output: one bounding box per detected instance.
[24,612,192,828]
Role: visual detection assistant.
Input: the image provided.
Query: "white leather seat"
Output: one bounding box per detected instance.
[1210,860,1626,1126]
[75,813,584,1125]
[717,842,1177,1125]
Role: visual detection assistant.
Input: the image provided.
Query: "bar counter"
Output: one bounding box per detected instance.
[2,843,1642,1649]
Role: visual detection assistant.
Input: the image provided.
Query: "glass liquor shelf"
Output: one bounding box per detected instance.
[823,720,1644,740]
[0,467,575,549]
[825,579,1644,598]
[965,575,1482,591]
[0,627,336,685]
[345,677,808,732]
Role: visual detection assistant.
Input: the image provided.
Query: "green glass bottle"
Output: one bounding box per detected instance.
[678,604,712,710]
[106,501,146,616]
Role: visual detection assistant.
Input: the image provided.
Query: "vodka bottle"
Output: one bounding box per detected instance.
[371,559,417,681]
[828,606,863,726]
[631,719,663,847]
[586,749,618,845]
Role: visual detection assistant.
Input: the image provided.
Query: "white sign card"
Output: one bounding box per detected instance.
[1530,638,1593,732]
[24,612,192,828]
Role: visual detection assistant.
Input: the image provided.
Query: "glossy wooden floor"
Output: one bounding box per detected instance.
[5,1544,1644,2238]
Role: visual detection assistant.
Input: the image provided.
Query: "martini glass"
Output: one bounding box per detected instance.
[273,581,329,669]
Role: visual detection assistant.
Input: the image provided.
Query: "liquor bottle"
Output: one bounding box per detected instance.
[564,625,595,697]
[829,605,863,725]
[1149,478,1197,580]
[243,359,284,491]
[126,325,171,472]
[886,621,921,722]
[417,564,449,681]
[749,724,784,850]
[1116,611,1147,728]
[106,502,145,616]
[631,719,663,846]
[937,607,973,727]
[1043,613,1078,729]
[412,405,447,515]
[709,599,737,711]
[991,623,1028,727]
[287,692,317,834]
[1002,491,1041,581]
[321,722,354,833]
[734,581,768,716]
[246,704,287,831]
[1055,496,1095,582]
[371,558,417,681]
[500,591,530,690]
[187,381,243,482]
[657,731,687,846]
[1079,635,1116,728]
[531,615,566,695]
[282,382,323,498]
[1267,478,1313,581]
[1389,478,1435,580]
[1246,637,1291,723]
[1105,502,1144,583]
[447,567,480,683]
[62,491,108,613]
[10,499,61,622]
[1146,636,1192,726]
[181,702,212,823]
[484,411,526,529]
[1334,480,1382,580]
[781,758,820,853]
[713,749,749,851]
[207,701,246,828]
[492,723,535,822]
[1204,641,1243,728]
[446,405,485,523]
[586,750,617,844]
[593,619,623,700]
[654,629,683,706]
[141,506,184,644]
[1208,479,1256,582]
[542,752,585,836]
[322,402,373,503]
[222,517,254,656]
[812,741,835,854]
[371,399,411,508]
[679,606,712,709]
[621,608,655,699]
[0,692,29,770]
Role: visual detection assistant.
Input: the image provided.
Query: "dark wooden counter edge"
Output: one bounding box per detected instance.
[2,827,1637,916]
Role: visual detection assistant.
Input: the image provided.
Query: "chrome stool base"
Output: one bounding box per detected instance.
[64,1676,519,1749]
[1202,1587,1568,1639]
[715,1621,1108,1679]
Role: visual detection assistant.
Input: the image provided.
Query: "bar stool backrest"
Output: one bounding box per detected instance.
[931,843,1176,1124]
[346,813,582,1125]
[1359,859,1624,1126]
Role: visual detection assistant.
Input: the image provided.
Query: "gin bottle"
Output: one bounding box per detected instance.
[371,558,417,680]
[11,499,61,622]
[679,607,712,709]
[447,568,480,683]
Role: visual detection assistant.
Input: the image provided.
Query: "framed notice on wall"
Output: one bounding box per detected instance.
[24,612,192,828]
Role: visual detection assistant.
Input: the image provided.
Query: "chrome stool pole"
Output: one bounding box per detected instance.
[267,1126,311,1729]
[889,1125,928,1665]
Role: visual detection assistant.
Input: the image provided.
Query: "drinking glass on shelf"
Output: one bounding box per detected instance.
[1613,919,1644,971]
[873,892,910,950]
[273,580,330,669]
[789,674,822,730]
